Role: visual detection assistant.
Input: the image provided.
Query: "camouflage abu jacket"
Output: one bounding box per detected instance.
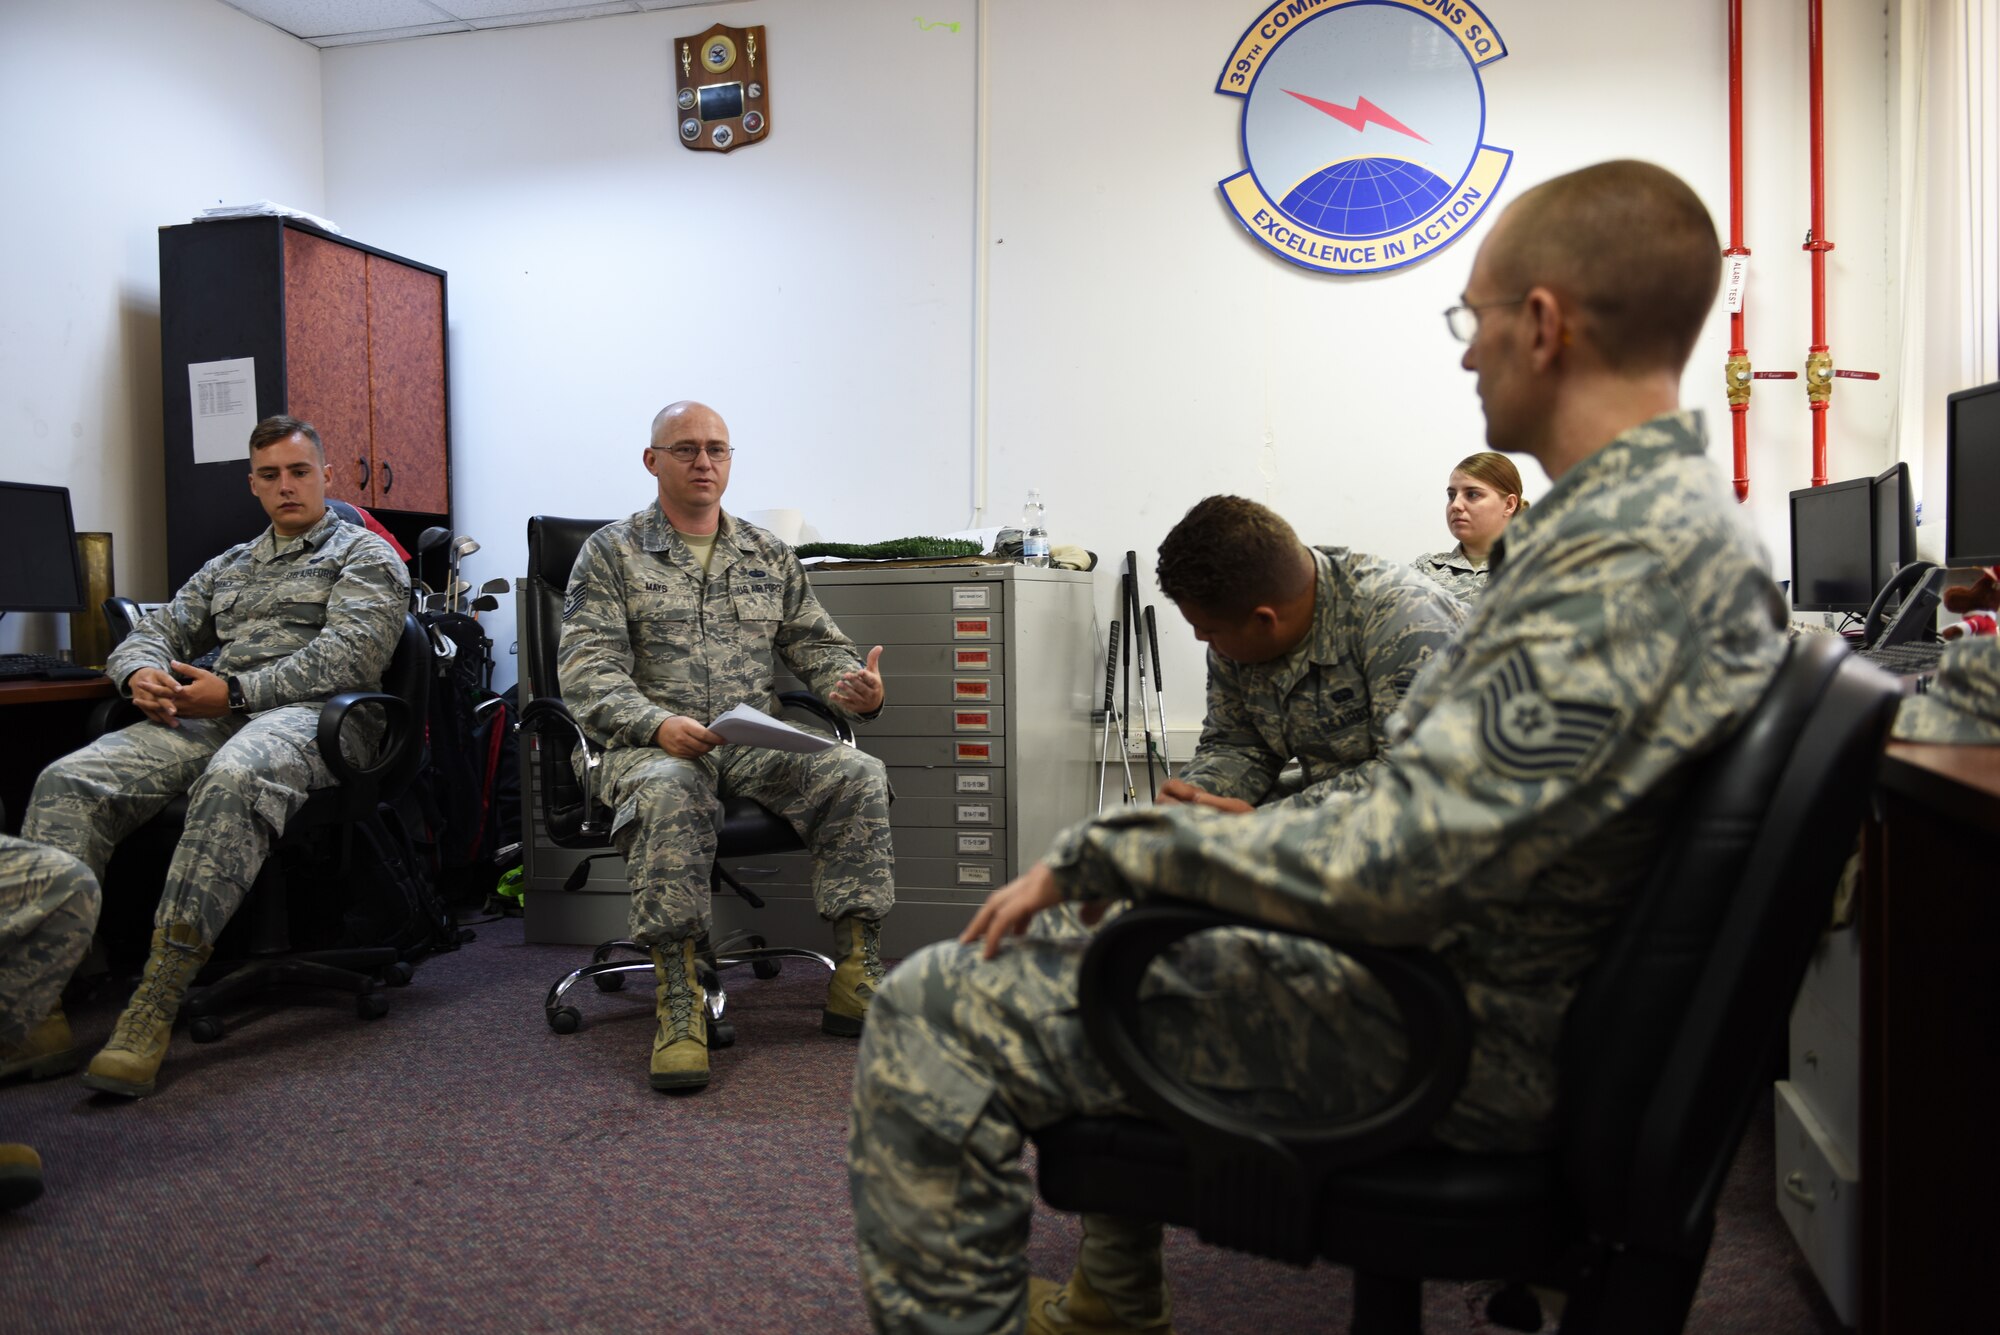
[557,504,867,749]
[1176,546,1466,808]
[1045,412,1788,1149]
[107,509,407,714]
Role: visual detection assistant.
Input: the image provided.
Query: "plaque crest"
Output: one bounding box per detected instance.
[676,23,768,153]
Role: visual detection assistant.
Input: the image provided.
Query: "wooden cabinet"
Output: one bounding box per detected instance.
[159,218,450,586]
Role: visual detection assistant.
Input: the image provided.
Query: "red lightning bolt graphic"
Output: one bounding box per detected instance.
[1282,90,1430,144]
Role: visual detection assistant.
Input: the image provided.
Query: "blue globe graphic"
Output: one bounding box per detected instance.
[1280,158,1452,236]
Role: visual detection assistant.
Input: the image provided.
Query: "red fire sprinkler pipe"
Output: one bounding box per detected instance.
[1804,0,1835,487]
[1724,0,1752,501]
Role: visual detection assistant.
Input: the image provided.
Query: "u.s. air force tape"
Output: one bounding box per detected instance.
[563,588,585,621]
[1478,649,1618,780]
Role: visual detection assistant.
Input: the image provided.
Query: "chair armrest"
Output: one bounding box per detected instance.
[1074,902,1473,1257]
[516,696,613,842]
[88,695,142,739]
[777,690,855,745]
[316,691,414,787]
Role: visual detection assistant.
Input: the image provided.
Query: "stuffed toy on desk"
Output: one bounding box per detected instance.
[1894,564,2000,744]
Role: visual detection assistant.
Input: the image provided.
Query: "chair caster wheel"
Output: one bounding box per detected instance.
[189,1016,225,1044]
[357,992,389,1020]
[549,1006,581,1034]
[593,972,625,992]
[752,959,781,980]
[385,961,415,987]
[707,1020,736,1050]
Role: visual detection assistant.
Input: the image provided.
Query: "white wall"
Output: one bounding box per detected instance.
[320,0,1894,713]
[5,0,1900,724]
[320,0,978,686]
[980,0,1895,719]
[0,0,324,654]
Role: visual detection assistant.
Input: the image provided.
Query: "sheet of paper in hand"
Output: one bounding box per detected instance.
[707,702,835,753]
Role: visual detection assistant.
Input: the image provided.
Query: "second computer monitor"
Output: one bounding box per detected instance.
[1790,476,1876,613]
[1873,460,1917,584]
[1946,380,2000,566]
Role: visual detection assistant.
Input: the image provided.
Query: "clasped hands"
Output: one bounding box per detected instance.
[653,644,887,759]
[127,662,230,728]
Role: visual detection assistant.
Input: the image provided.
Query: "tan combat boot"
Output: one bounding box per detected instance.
[649,938,709,1092]
[0,1144,44,1211]
[81,922,212,1099]
[822,915,884,1037]
[0,1008,81,1083]
[1027,1269,1177,1335]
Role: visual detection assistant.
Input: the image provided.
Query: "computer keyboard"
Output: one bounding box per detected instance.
[0,652,102,681]
[1857,640,1947,676]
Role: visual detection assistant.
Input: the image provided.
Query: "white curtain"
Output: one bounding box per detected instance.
[1893,0,1998,563]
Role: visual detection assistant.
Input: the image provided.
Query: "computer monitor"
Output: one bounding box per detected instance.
[0,481,86,613]
[1945,380,2000,565]
[1789,476,1875,613]
[1872,461,1917,585]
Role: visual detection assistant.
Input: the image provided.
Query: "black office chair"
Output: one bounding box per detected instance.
[94,612,450,1040]
[515,515,847,1046]
[1030,636,1900,1335]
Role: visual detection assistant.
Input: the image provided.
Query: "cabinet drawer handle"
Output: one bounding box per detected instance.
[1784,1171,1816,1210]
[381,461,394,494]
[358,458,371,489]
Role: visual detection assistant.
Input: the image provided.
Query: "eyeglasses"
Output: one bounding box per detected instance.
[1443,295,1527,343]
[659,443,733,463]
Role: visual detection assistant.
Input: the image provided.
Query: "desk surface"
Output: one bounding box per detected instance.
[0,676,115,706]
[1879,740,2000,826]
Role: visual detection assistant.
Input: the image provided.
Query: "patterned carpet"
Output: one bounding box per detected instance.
[0,917,1846,1333]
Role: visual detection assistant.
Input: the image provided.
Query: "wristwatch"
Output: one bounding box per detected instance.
[226,675,247,713]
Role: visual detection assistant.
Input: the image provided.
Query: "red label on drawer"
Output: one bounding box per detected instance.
[955,742,992,763]
[953,618,991,639]
[953,679,990,700]
[954,711,991,731]
[955,649,991,670]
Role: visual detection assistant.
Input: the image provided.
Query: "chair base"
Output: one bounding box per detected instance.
[182,949,405,1042]
[542,937,834,1034]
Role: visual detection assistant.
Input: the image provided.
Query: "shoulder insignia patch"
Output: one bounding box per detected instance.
[563,588,585,621]
[1478,649,1617,780]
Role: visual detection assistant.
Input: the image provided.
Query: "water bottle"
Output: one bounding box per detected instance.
[1022,489,1050,567]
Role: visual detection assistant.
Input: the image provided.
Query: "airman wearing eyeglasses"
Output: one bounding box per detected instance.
[557,401,893,1092]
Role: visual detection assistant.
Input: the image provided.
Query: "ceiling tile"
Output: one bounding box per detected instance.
[458,2,639,28]
[308,21,474,46]
[223,0,455,39]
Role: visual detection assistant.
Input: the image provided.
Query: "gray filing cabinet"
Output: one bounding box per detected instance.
[1774,925,1862,1328]
[519,563,1099,959]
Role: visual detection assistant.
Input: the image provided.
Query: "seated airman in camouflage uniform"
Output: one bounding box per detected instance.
[22,415,408,1100]
[1031,497,1464,1327]
[847,161,1791,1335]
[1156,496,1466,816]
[0,829,99,1209]
[1412,450,1531,602]
[558,400,894,1093]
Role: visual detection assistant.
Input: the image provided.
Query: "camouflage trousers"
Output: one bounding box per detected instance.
[847,930,1410,1335]
[600,741,895,947]
[22,706,345,945]
[0,835,100,1047]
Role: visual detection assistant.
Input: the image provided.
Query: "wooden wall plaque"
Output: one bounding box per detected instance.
[675,23,769,153]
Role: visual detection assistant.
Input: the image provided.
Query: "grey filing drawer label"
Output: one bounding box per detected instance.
[952,585,992,609]
[957,863,993,886]
[956,832,995,856]
[883,767,1008,799]
[954,647,994,672]
[956,772,991,794]
[955,802,995,824]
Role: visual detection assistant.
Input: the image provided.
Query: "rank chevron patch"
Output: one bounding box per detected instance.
[1478,649,1618,780]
